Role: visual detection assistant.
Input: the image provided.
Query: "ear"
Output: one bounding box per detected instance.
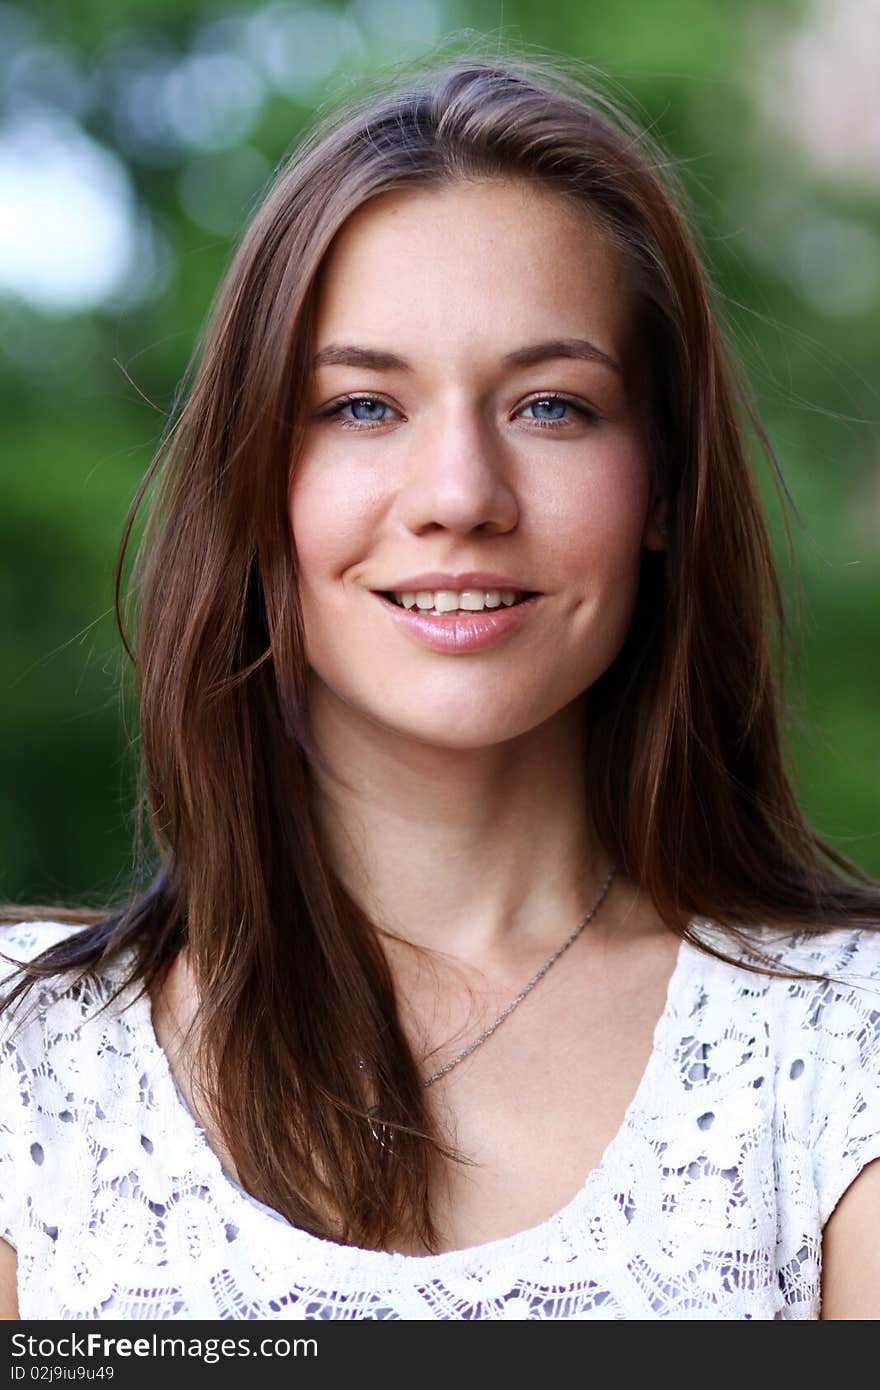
[642,494,669,551]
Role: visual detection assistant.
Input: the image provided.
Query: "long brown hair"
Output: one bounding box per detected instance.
[4,48,880,1252]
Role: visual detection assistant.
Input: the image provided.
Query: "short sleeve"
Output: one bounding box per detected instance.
[0,921,83,1252]
[0,961,26,1250]
[808,929,880,1225]
[0,1042,20,1249]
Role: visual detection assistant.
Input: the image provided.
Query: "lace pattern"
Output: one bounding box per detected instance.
[2,918,880,1320]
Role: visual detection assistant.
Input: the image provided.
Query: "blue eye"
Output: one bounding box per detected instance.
[322,396,392,428]
[319,392,598,431]
[524,397,570,422]
[520,395,599,428]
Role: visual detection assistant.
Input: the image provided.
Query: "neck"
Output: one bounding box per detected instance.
[306,683,613,965]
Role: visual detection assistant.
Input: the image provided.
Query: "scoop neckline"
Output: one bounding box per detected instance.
[129,927,700,1279]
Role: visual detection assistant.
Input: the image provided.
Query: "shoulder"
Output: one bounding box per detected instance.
[766,924,880,1065]
[778,921,880,987]
[1,920,89,1032]
[682,919,880,1229]
[773,921,880,1073]
[0,921,156,1262]
[0,919,144,1083]
[0,918,90,972]
[0,919,153,1148]
[1,919,109,1034]
[682,917,880,1101]
[690,918,880,1001]
[763,923,880,1041]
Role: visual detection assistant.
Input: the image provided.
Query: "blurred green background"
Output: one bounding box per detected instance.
[1,0,878,907]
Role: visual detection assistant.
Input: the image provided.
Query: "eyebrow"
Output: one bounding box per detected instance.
[311,337,623,377]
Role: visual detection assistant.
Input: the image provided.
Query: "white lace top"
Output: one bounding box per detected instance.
[3,917,880,1320]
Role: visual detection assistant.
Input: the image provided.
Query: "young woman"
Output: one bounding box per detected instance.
[2,52,880,1322]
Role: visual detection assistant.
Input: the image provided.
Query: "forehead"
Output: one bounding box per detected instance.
[312,178,636,365]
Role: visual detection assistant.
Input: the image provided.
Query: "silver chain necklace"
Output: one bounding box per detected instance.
[361,862,618,1145]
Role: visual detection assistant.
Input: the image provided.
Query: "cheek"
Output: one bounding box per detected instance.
[543,445,652,576]
[287,460,373,587]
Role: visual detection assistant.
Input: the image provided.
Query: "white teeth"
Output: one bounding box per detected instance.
[394,589,522,612]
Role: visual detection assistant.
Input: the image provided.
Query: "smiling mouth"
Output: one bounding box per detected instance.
[377,592,540,612]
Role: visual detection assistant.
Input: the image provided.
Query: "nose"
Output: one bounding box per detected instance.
[393,403,519,538]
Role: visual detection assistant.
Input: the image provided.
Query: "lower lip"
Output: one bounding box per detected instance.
[372,592,542,653]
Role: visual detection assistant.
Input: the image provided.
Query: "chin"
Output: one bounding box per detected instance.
[374,711,537,752]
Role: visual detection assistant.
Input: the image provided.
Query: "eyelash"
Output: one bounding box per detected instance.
[318,393,600,432]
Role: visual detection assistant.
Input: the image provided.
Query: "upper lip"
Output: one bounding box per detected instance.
[374,572,540,593]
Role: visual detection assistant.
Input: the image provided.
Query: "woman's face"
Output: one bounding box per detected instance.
[289,178,665,751]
